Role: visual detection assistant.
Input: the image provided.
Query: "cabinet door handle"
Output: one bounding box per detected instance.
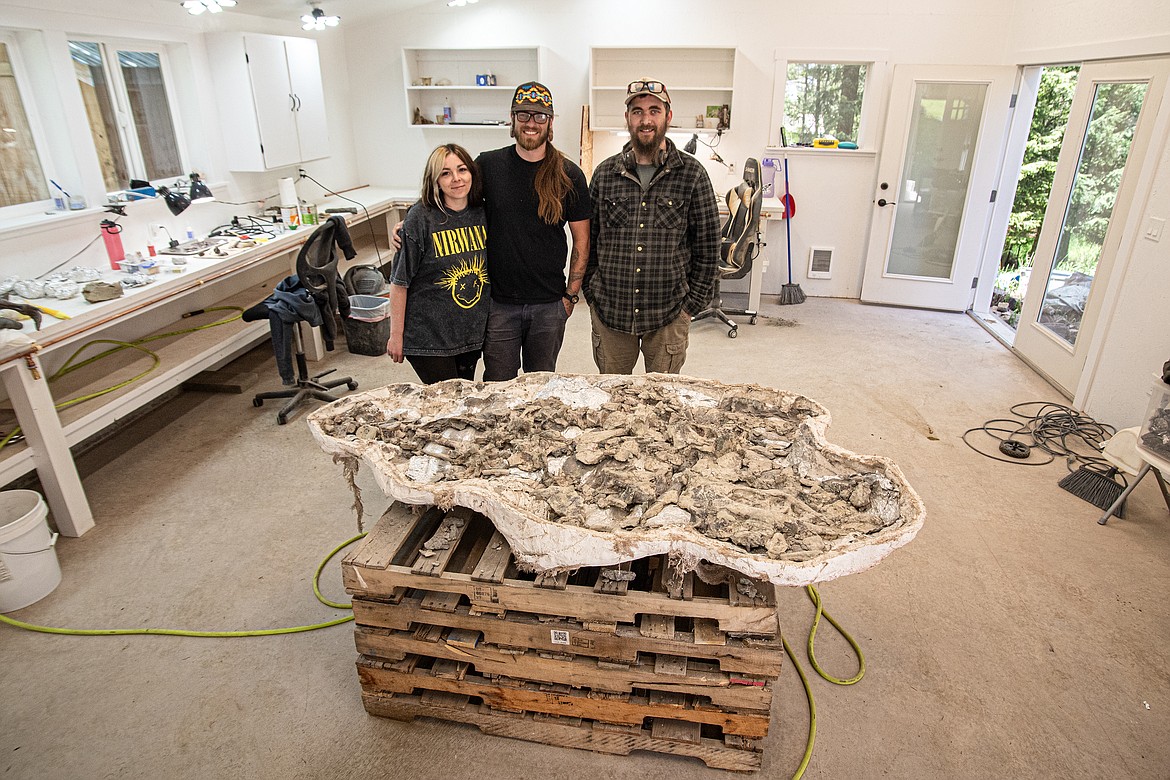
[289,93,296,111]
[295,94,302,111]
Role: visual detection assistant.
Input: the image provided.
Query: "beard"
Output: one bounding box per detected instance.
[512,121,550,151]
[629,121,667,158]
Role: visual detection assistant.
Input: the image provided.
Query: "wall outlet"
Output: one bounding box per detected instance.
[726,160,735,175]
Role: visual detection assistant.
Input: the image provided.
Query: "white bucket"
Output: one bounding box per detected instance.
[0,490,62,613]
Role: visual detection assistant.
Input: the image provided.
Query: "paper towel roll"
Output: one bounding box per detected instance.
[278,177,298,207]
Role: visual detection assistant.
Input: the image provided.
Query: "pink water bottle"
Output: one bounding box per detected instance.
[100,220,125,270]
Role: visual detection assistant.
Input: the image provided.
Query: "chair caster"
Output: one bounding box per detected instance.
[749,315,758,325]
[348,381,359,391]
[277,413,288,425]
[253,398,263,407]
[728,327,738,338]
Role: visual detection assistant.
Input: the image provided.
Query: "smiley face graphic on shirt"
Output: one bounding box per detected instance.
[436,254,489,309]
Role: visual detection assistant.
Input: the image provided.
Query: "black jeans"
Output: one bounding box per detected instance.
[482,300,567,381]
[406,350,481,384]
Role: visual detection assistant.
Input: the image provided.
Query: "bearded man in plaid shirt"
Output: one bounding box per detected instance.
[583,78,720,374]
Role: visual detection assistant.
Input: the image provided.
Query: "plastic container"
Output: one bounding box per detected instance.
[1138,377,1170,463]
[0,490,62,613]
[344,294,391,356]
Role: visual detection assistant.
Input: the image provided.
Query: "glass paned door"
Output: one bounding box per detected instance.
[886,82,987,279]
[861,65,1015,311]
[1034,82,1146,345]
[1013,58,1167,395]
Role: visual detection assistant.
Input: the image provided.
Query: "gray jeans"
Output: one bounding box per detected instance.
[482,300,568,381]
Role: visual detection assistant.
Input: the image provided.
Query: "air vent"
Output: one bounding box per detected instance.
[808,247,834,279]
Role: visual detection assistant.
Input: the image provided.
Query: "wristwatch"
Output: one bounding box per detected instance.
[562,291,580,304]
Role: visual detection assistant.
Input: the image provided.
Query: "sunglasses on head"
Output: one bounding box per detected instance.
[513,110,550,124]
[627,80,667,96]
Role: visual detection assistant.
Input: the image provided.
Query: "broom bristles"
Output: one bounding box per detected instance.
[1058,466,1125,514]
[779,283,806,306]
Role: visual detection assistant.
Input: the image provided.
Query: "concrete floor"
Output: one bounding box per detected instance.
[2,297,1168,779]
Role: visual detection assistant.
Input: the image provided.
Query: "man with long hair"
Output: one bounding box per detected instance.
[584,79,719,374]
[475,81,591,380]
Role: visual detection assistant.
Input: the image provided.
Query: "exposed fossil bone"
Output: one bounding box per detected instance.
[309,374,925,586]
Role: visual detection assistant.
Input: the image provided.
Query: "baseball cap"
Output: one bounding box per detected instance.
[512,81,554,115]
[625,79,671,107]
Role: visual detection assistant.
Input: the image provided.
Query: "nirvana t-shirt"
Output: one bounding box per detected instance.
[390,202,489,356]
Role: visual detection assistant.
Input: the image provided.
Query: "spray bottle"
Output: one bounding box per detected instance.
[100,220,125,270]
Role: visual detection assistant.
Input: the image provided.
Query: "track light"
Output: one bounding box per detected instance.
[302,6,340,29]
[180,0,236,15]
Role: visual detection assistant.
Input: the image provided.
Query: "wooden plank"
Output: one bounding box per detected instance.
[470,530,512,583]
[651,718,702,744]
[654,655,688,678]
[344,504,426,569]
[354,633,774,711]
[640,613,676,641]
[445,628,481,649]
[594,562,634,595]
[356,657,771,738]
[534,570,569,590]
[412,507,473,577]
[352,595,784,676]
[419,590,462,613]
[361,692,762,771]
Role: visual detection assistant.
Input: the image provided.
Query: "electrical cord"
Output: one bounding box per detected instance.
[34,218,119,280]
[962,400,1117,472]
[0,532,365,637]
[784,584,867,780]
[298,171,385,266]
[0,307,243,450]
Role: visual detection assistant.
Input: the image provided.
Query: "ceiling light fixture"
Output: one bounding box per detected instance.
[180,0,236,15]
[302,6,341,29]
[447,0,479,7]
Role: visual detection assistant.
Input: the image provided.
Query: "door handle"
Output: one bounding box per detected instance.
[877,198,897,207]
[289,93,296,111]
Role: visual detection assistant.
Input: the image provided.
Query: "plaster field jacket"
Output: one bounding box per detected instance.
[585,139,720,335]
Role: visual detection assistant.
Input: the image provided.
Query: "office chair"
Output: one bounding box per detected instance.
[250,217,359,424]
[692,157,763,338]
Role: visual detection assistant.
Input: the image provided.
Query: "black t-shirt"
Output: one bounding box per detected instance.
[475,145,591,305]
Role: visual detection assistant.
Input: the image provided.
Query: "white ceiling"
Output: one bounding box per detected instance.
[225,0,438,22]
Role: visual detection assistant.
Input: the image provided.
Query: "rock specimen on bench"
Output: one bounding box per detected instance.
[309,374,924,586]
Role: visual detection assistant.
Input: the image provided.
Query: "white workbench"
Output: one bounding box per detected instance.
[0,187,416,537]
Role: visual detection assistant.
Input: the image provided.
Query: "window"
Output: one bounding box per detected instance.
[69,39,183,192]
[0,39,50,209]
[784,62,868,146]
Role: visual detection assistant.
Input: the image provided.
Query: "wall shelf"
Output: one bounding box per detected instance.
[590,47,737,132]
[402,47,542,128]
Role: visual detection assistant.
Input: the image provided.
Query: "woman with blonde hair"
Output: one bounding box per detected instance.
[386,144,490,383]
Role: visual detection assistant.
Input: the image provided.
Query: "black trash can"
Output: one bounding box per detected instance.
[343,295,391,356]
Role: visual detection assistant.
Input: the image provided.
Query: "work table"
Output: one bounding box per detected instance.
[0,187,416,537]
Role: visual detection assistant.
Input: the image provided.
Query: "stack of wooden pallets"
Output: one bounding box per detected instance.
[343,503,785,771]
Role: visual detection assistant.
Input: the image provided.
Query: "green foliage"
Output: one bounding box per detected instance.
[1003,66,1078,266]
[784,63,866,145]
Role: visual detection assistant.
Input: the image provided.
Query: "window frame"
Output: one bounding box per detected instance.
[769,50,889,151]
[67,35,190,193]
[0,30,61,220]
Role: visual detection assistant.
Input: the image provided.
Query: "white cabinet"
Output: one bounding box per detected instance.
[590,47,737,132]
[402,47,541,129]
[207,34,330,171]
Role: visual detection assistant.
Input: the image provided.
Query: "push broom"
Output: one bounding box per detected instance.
[778,128,805,305]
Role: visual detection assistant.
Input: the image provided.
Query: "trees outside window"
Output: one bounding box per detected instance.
[784,63,867,145]
[0,39,51,209]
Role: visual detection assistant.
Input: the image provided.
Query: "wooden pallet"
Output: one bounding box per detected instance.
[354,624,774,711]
[357,653,771,739]
[352,594,784,676]
[361,690,762,772]
[344,503,780,637]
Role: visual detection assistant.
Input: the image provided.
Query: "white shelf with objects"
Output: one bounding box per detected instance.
[589,47,737,131]
[402,47,543,129]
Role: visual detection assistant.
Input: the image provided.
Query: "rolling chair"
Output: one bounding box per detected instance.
[692,157,764,338]
[250,216,359,424]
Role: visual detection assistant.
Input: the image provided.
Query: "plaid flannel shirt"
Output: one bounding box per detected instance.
[584,138,720,335]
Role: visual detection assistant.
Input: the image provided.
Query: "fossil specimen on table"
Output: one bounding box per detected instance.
[309,374,924,586]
